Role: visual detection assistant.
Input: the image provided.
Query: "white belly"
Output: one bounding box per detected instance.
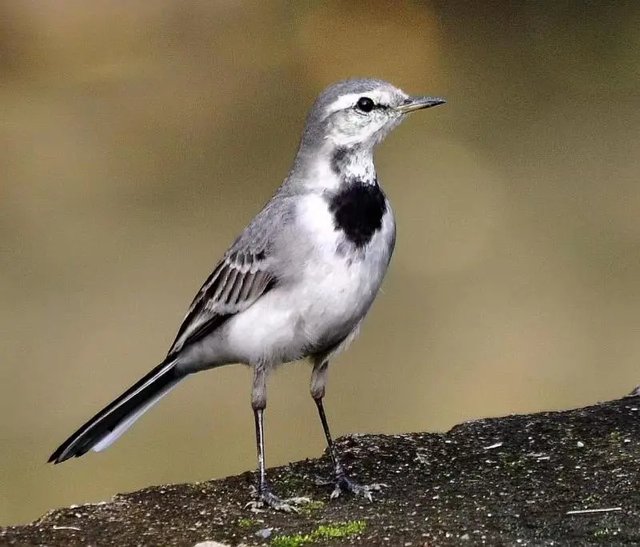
[223,193,395,366]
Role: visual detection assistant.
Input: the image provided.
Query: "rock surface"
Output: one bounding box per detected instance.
[2,396,640,546]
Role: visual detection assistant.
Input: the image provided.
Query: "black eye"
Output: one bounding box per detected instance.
[356,97,374,113]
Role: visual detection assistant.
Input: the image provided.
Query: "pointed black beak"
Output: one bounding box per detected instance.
[396,96,446,113]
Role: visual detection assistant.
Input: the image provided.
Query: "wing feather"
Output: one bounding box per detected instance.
[229,271,245,304]
[167,251,275,357]
[211,266,233,301]
[166,194,296,358]
[238,271,255,302]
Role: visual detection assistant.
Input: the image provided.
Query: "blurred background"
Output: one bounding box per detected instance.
[1,0,639,526]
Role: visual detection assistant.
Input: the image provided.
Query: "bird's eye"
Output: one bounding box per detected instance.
[356,97,375,113]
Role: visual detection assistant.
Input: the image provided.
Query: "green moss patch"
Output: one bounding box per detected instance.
[271,520,366,547]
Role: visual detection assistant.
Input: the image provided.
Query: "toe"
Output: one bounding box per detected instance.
[332,474,381,501]
[248,486,313,513]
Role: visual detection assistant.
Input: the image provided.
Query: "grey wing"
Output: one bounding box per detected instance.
[167,194,296,357]
[167,248,275,357]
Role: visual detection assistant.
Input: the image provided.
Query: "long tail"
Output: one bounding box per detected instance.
[48,358,185,464]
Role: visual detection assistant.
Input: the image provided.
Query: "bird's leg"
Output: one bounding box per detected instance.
[253,407,271,499]
[250,365,281,508]
[248,365,309,512]
[311,360,380,501]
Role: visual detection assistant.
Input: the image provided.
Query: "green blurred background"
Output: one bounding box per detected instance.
[1,0,639,526]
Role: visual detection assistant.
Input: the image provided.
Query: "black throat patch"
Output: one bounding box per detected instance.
[328,181,387,249]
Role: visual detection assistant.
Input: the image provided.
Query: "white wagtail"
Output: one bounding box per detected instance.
[49,78,445,510]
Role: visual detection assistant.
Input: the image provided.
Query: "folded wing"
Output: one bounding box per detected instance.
[167,249,275,357]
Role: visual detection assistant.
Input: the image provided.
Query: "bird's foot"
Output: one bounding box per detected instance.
[246,484,311,513]
[324,472,386,501]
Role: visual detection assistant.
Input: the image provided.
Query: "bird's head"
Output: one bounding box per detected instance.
[300,79,445,152]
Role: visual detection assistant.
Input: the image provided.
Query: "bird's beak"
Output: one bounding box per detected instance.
[396,96,446,113]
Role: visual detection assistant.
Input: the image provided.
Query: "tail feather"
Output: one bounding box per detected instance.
[48,359,185,464]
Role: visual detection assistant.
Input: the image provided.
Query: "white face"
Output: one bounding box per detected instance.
[322,87,409,148]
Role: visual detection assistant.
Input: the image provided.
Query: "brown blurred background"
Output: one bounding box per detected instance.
[1,0,639,526]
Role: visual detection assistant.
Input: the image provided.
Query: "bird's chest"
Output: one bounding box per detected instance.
[292,190,395,337]
[327,182,387,249]
[295,183,391,253]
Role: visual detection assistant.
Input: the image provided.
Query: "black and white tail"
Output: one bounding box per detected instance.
[48,359,185,464]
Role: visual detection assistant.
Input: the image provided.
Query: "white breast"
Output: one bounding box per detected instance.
[220,193,395,366]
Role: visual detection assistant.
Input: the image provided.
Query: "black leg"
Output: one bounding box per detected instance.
[250,370,282,509]
[248,367,310,512]
[313,395,376,500]
[253,408,269,495]
[314,397,344,478]
[310,359,383,500]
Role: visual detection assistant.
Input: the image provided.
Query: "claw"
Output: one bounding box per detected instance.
[313,474,333,487]
[246,484,312,513]
[328,474,386,501]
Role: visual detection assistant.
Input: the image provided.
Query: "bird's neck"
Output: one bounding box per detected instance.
[286,143,377,195]
[329,145,377,186]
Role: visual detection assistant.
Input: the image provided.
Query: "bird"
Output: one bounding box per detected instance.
[48,78,445,510]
